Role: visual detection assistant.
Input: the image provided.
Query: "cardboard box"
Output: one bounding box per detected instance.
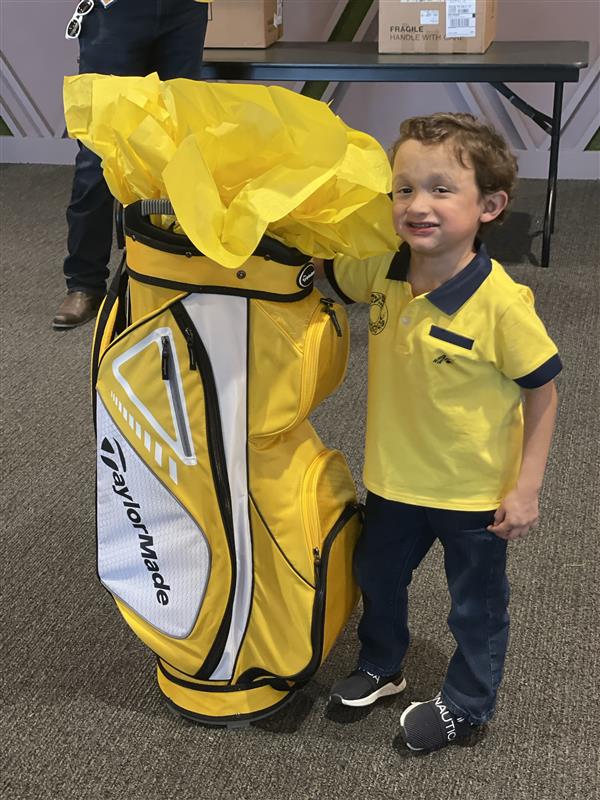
[204,1,283,48]
[378,1,497,54]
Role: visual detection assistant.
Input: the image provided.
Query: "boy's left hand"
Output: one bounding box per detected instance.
[487,488,540,540]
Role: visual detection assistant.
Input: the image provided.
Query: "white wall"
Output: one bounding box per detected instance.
[1,0,598,177]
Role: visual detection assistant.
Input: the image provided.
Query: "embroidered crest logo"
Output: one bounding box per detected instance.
[369,292,388,335]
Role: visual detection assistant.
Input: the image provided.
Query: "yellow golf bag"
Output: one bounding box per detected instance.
[92,200,361,725]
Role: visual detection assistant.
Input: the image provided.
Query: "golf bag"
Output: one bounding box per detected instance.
[91,200,361,725]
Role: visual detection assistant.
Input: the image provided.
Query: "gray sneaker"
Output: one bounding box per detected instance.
[329,669,406,707]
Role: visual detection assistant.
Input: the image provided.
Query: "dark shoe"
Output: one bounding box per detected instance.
[399,693,474,752]
[52,291,104,330]
[329,669,406,707]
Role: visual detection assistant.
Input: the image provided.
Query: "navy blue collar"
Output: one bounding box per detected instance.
[385,240,492,315]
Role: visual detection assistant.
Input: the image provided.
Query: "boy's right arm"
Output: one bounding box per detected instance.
[313,253,384,306]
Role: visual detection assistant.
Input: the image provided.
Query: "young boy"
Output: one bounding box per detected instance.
[321,113,561,752]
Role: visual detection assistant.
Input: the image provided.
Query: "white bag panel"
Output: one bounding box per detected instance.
[183,294,253,680]
[97,398,210,639]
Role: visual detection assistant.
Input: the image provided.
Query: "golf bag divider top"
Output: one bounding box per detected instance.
[92,200,361,725]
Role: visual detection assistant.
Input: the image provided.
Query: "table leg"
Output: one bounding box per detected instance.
[542,82,564,267]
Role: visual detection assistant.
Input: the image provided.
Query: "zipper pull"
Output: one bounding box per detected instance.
[320,298,342,337]
[161,336,170,380]
[313,547,321,583]
[184,328,197,370]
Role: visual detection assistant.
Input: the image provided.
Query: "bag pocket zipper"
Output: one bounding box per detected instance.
[297,298,344,421]
[160,334,195,462]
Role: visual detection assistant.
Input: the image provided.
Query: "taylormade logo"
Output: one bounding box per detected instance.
[100,437,171,606]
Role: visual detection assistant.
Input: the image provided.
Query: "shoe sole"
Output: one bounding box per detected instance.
[329,676,407,708]
[52,317,97,330]
[399,701,426,751]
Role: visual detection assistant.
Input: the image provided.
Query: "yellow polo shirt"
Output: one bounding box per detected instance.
[326,242,562,511]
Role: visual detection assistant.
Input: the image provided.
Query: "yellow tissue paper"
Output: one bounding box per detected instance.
[63,73,398,267]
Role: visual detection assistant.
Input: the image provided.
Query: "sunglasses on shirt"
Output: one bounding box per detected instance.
[65,0,95,40]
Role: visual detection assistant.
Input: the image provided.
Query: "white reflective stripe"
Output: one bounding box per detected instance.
[96,398,210,639]
[112,327,197,465]
[182,294,252,681]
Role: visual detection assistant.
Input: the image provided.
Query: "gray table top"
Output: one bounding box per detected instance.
[201,40,589,83]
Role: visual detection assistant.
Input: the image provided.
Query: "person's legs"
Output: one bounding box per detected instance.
[432,508,510,725]
[57,0,156,326]
[399,507,508,751]
[63,144,113,296]
[153,0,209,80]
[355,494,435,676]
[330,494,434,706]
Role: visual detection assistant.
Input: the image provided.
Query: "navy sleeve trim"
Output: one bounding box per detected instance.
[324,259,354,305]
[515,353,563,388]
[429,325,474,351]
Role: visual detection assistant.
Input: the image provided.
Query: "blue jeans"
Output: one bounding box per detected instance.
[63,0,208,293]
[354,492,510,725]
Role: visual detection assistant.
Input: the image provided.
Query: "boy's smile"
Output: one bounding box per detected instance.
[391,139,507,274]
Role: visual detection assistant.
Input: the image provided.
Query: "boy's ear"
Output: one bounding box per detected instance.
[480,190,509,224]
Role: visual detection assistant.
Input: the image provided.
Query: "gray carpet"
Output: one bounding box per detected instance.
[1,165,599,800]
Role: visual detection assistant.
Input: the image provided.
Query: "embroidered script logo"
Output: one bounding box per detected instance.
[369,292,388,335]
[433,353,453,364]
[100,436,171,606]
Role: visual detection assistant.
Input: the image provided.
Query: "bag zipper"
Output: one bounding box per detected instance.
[236,502,359,687]
[171,301,237,680]
[301,450,331,554]
[160,335,195,460]
[320,298,342,337]
[297,298,344,421]
[306,502,359,675]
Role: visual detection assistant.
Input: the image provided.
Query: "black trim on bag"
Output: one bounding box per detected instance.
[91,252,128,430]
[162,683,298,727]
[235,502,360,687]
[157,659,285,692]
[126,266,313,303]
[429,325,474,351]
[324,259,354,306]
[171,302,238,681]
[124,200,310,266]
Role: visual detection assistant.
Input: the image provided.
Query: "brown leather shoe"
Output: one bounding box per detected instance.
[52,291,104,330]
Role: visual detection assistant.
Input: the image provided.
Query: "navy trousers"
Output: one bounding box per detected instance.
[354,492,510,725]
[63,0,209,293]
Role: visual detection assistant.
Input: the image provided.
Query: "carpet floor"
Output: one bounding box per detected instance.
[1,165,598,800]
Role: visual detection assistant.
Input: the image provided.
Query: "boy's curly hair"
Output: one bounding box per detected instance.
[389,113,518,223]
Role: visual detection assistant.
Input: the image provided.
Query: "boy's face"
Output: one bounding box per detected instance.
[391,139,503,258]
